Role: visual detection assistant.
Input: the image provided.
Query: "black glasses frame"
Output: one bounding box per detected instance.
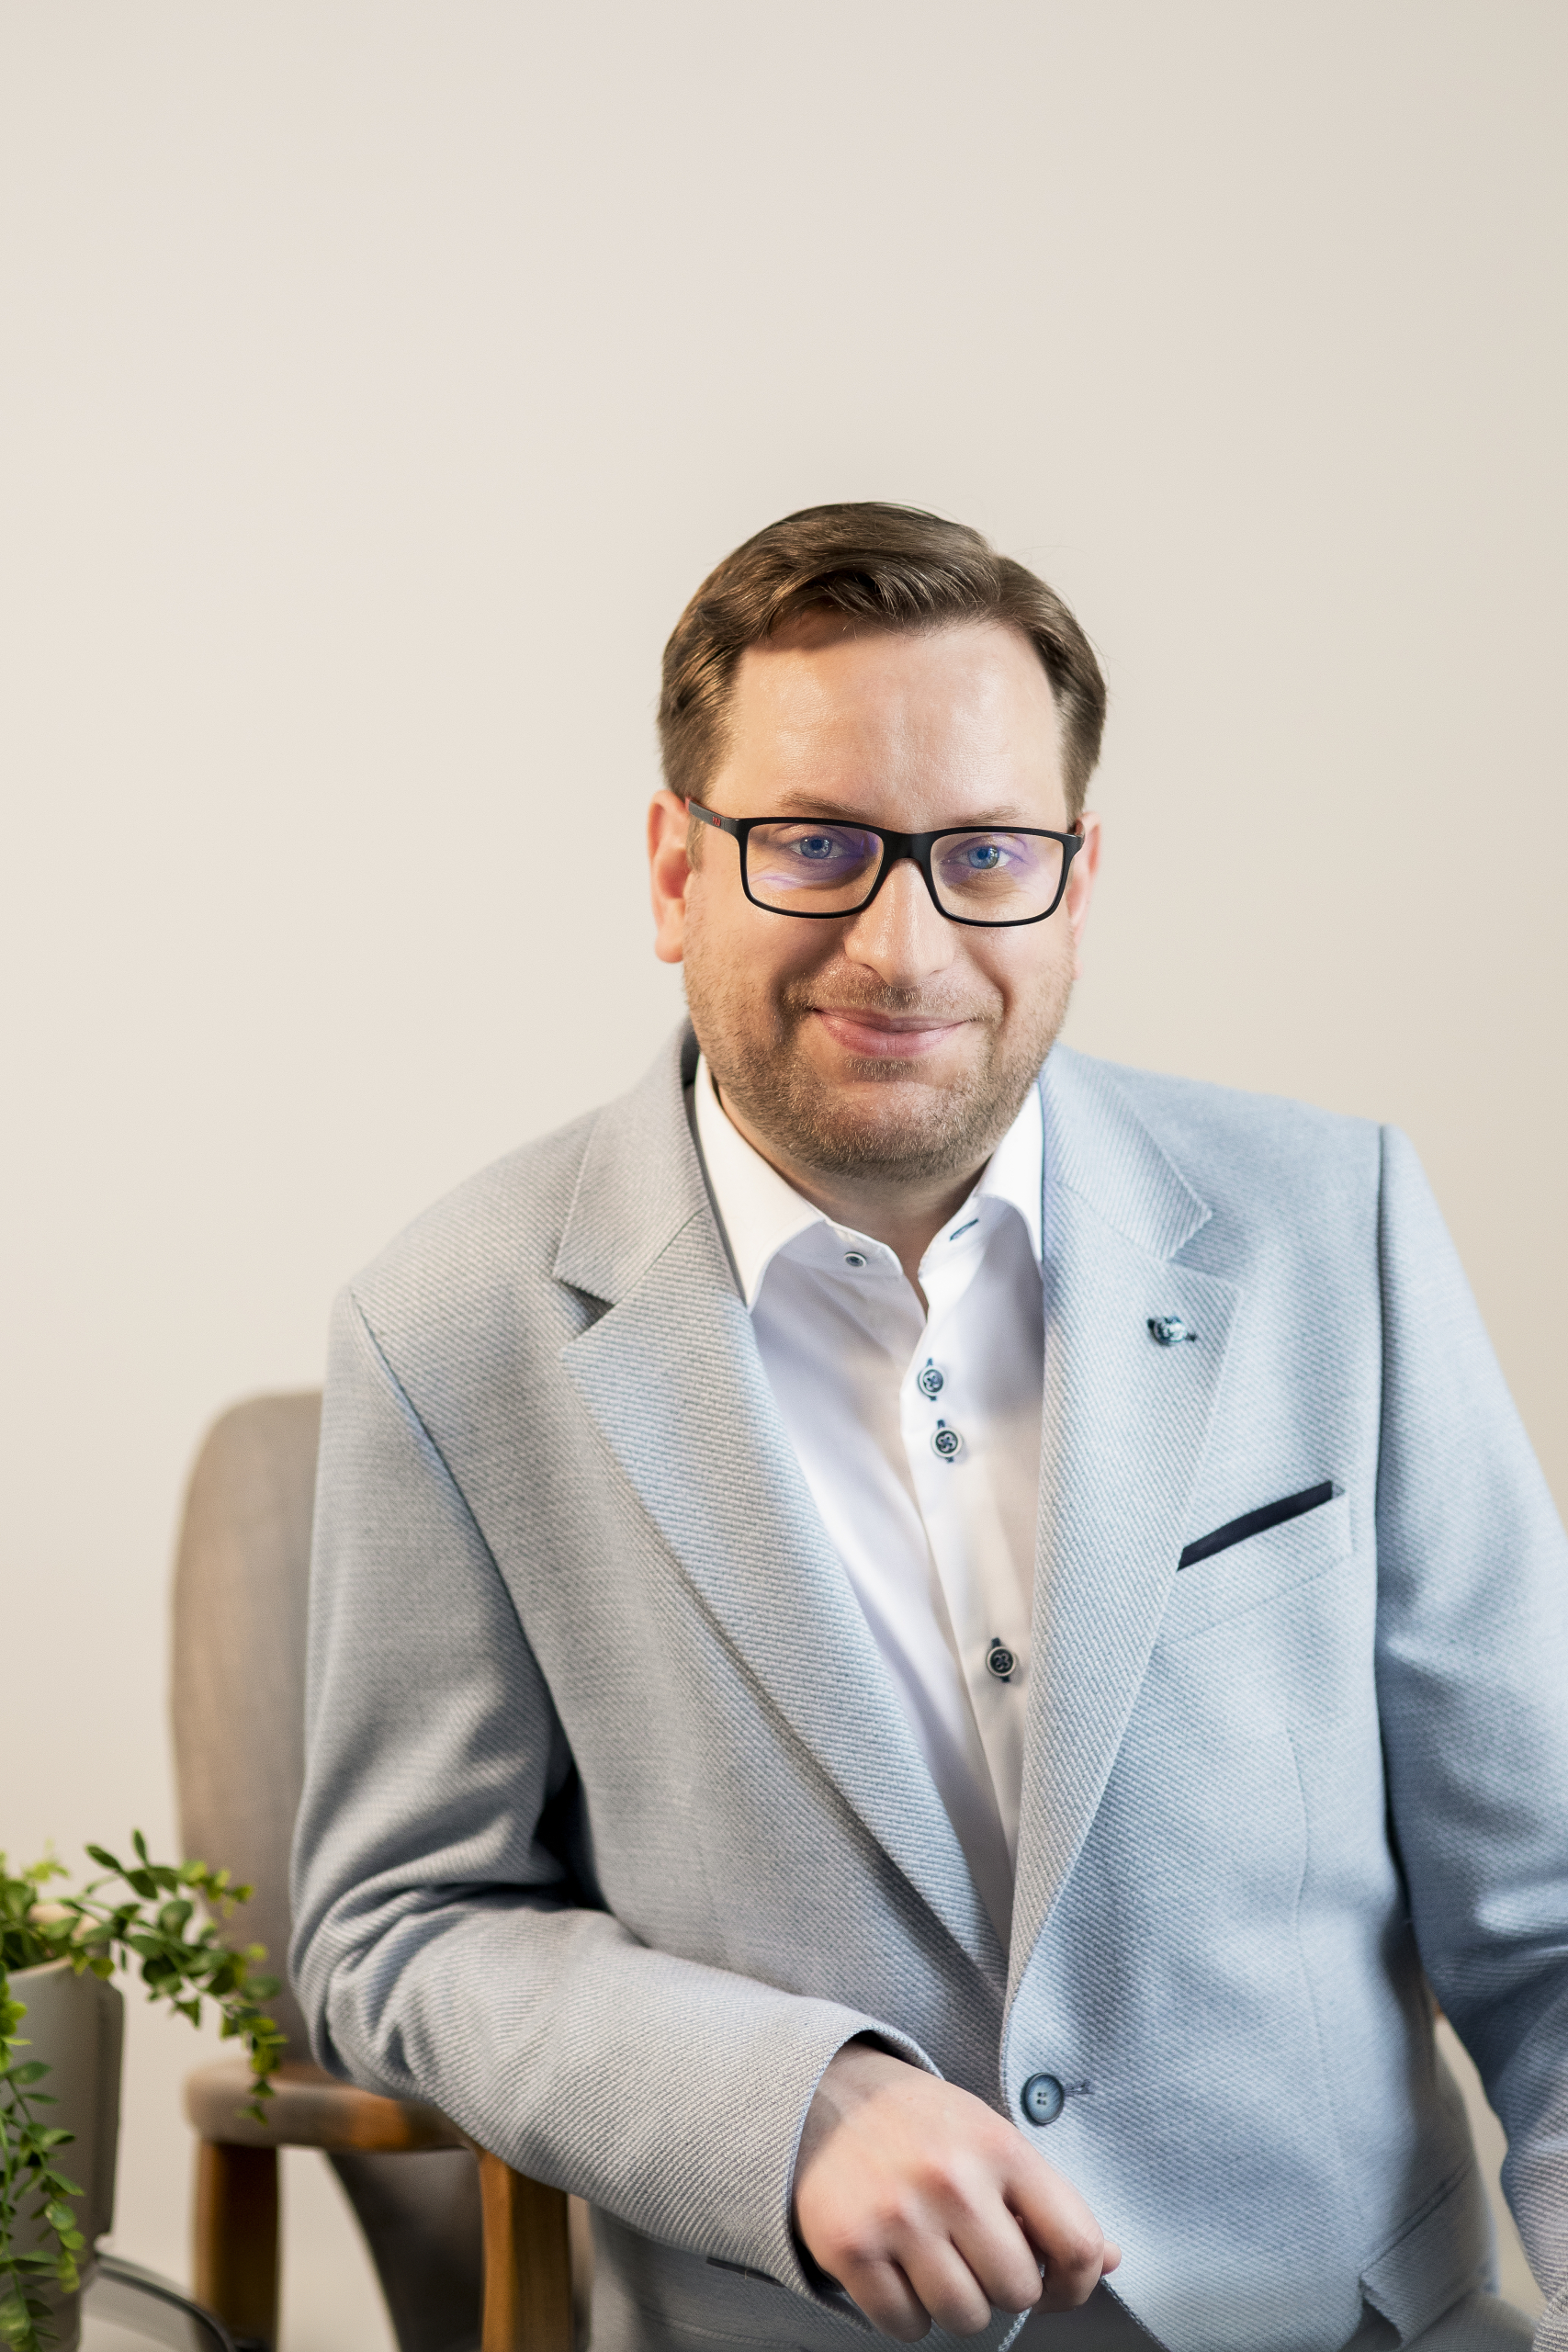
[686,801,1085,928]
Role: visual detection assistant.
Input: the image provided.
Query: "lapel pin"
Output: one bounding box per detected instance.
[1148,1316,1198,1347]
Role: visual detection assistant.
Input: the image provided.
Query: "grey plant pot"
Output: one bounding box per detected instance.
[6,1959,125,2352]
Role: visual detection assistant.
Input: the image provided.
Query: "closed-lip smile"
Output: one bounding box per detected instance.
[811,1007,970,1059]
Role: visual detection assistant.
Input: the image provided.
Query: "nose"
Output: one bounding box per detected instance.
[839,855,957,989]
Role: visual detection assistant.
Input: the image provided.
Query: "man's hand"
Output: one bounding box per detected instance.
[793,2043,1121,2342]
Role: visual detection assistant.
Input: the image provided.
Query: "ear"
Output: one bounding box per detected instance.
[649,790,694,964]
[1066,812,1102,978]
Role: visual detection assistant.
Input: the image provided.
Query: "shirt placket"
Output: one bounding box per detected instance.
[901,1212,1032,1849]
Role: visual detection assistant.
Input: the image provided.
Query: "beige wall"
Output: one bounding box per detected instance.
[3,5,1562,2342]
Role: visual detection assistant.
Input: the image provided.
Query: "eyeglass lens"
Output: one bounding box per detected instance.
[743,822,1066,922]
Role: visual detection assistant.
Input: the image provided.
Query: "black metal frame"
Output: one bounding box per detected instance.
[90,2255,239,2351]
[686,801,1084,928]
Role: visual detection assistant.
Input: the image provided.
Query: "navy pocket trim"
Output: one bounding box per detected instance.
[1179,1481,1335,1569]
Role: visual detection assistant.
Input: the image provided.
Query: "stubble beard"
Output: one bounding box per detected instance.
[685,949,1076,1186]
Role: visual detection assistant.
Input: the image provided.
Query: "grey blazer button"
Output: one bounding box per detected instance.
[1021,2072,1066,2126]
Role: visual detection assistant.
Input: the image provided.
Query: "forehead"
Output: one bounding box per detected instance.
[719,617,1066,826]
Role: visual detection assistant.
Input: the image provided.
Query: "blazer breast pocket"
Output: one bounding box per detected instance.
[1161,1485,1354,1645]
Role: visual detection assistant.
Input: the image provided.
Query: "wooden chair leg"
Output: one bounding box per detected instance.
[477,2150,573,2352]
[193,2140,280,2349]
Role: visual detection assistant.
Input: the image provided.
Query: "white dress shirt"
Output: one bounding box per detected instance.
[693,1057,1044,1942]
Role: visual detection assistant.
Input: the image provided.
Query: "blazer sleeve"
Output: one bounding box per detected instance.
[288,1287,934,2303]
[1373,1125,1568,2342]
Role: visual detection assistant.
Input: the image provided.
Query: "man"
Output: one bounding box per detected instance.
[291,505,1568,2352]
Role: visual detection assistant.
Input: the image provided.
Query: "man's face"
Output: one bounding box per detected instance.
[649,615,1100,1186]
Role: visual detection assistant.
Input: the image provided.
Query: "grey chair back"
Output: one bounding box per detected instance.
[168,1392,488,2352]
[171,1391,322,2054]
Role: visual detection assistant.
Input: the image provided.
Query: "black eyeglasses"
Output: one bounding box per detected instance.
[687,802,1084,928]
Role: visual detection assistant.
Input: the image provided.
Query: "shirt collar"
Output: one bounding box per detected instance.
[693,1053,1044,1311]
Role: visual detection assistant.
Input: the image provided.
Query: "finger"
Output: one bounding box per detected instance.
[1006,2162,1111,2312]
[835,2256,933,2344]
[897,2243,996,2339]
[937,2204,1045,2319]
[1033,2219,1110,2312]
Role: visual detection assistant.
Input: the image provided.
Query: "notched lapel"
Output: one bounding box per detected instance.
[556,1039,1005,1992]
[1010,1057,1242,2000]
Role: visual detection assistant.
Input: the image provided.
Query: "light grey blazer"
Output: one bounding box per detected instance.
[290,1029,1568,2352]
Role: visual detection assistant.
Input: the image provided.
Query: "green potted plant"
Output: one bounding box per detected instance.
[1,1837,282,2352]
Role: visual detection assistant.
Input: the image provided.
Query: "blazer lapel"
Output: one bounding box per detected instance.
[555,1028,1005,1992]
[1008,1051,1243,2001]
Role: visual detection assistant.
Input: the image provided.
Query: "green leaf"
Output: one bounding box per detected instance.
[1,1836,283,2316]
[0,2289,39,2350]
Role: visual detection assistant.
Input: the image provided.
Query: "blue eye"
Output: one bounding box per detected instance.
[964,842,1004,870]
[748,820,882,903]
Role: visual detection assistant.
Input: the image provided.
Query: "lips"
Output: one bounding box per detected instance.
[810,1008,970,1061]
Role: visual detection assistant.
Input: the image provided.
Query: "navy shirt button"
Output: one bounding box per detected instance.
[843,1251,867,1269]
[931,1421,964,1461]
[916,1362,945,1398]
[1021,2073,1065,2127]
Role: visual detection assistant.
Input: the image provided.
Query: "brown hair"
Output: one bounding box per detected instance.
[658,502,1107,820]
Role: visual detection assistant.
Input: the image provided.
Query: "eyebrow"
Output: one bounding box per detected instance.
[765,791,1043,828]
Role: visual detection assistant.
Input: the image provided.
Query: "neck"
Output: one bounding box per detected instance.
[713,1085,987,1296]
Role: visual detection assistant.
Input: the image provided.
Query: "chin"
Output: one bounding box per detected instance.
[790,1091,1001,1180]
[808,1042,980,1090]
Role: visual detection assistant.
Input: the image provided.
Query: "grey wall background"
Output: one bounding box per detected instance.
[3,5,1562,2343]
